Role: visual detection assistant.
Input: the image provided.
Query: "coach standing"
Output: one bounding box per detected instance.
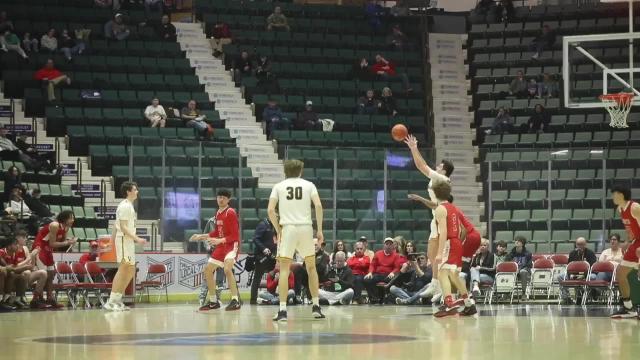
[250,218,277,304]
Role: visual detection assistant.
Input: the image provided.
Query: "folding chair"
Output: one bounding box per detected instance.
[85,261,113,307]
[137,263,169,303]
[529,258,555,299]
[584,261,617,306]
[532,254,547,263]
[54,262,79,309]
[486,262,519,304]
[550,254,569,294]
[558,261,591,305]
[71,262,102,309]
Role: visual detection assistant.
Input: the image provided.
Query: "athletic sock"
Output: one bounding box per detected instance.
[279,302,287,312]
[108,292,121,303]
[312,297,319,306]
[623,299,633,310]
[209,294,218,303]
[461,293,474,307]
[231,296,238,302]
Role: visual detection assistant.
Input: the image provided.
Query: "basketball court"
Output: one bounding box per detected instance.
[2,304,638,359]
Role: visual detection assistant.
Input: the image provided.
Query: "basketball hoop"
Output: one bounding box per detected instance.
[599,92,633,128]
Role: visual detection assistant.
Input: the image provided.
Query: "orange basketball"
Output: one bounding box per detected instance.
[391,124,408,142]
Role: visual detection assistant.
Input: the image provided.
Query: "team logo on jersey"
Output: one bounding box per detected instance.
[147,257,175,287]
[178,257,208,289]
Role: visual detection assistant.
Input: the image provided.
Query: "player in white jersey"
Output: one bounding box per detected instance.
[104,181,147,311]
[404,134,454,304]
[268,159,325,322]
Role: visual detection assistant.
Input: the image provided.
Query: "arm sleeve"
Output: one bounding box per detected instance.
[269,186,279,200]
[587,251,597,266]
[310,183,319,198]
[598,251,607,263]
[339,268,354,288]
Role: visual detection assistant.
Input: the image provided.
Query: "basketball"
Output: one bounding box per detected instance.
[391,124,408,141]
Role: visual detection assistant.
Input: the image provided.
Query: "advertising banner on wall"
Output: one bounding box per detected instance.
[53,252,252,294]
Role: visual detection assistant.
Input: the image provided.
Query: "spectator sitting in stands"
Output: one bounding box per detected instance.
[386,24,408,50]
[59,29,85,62]
[359,235,375,259]
[0,10,14,34]
[295,101,321,131]
[394,236,407,258]
[6,187,39,234]
[158,15,177,42]
[494,240,508,264]
[357,89,380,115]
[527,79,538,99]
[559,237,597,304]
[33,59,71,102]
[15,134,59,174]
[181,100,210,138]
[293,238,330,300]
[474,0,495,17]
[1,29,28,59]
[74,26,91,52]
[255,54,274,86]
[365,0,385,32]
[0,129,55,174]
[233,50,253,81]
[79,241,100,266]
[262,99,290,138]
[595,234,623,282]
[105,13,130,41]
[22,32,38,53]
[266,6,290,31]
[530,24,556,59]
[23,189,53,218]
[259,261,295,305]
[379,87,398,117]
[497,0,515,23]
[525,104,550,133]
[485,107,514,135]
[391,254,432,305]
[371,54,412,92]
[537,73,558,98]
[509,70,528,98]
[505,236,532,300]
[330,240,353,265]
[40,29,58,54]
[144,0,163,16]
[2,166,22,203]
[319,251,355,305]
[467,238,495,297]
[144,98,167,128]
[363,237,405,303]
[209,21,231,58]
[353,58,373,81]
[347,240,371,304]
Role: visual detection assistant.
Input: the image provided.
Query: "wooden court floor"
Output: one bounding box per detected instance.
[4,304,640,360]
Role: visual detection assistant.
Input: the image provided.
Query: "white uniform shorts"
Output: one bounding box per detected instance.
[116,235,136,265]
[277,224,314,260]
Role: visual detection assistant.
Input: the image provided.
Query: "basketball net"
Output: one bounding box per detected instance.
[599,92,633,128]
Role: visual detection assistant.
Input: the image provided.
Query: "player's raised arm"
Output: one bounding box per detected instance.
[311,191,323,243]
[404,134,434,177]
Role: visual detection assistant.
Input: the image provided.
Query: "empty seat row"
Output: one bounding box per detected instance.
[482,130,640,148]
[242,77,423,97]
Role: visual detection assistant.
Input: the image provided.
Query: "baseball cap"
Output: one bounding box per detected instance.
[383,237,394,244]
[359,236,368,241]
[89,241,98,247]
[305,100,313,106]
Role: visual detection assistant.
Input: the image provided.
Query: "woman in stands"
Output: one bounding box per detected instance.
[32,210,76,309]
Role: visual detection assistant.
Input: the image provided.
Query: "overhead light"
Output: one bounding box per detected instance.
[551,150,568,155]
[590,150,603,154]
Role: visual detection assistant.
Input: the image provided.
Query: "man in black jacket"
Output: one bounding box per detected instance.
[249,218,276,305]
[560,237,597,304]
[506,236,533,300]
[293,238,330,299]
[318,251,354,305]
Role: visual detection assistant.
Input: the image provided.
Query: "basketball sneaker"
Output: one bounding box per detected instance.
[103,300,120,312]
[199,301,221,311]
[610,307,638,319]
[273,310,287,322]
[312,305,325,319]
[225,299,241,311]
[45,299,65,309]
[433,306,459,318]
[115,301,131,311]
[29,298,51,310]
[460,304,478,317]
[396,297,409,305]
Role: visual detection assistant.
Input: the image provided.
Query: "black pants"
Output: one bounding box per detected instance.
[249,257,275,304]
[352,275,366,299]
[363,274,390,301]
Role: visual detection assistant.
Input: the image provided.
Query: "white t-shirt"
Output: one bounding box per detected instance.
[144,104,166,120]
[427,170,450,215]
[598,248,623,264]
[115,199,136,239]
[270,177,319,225]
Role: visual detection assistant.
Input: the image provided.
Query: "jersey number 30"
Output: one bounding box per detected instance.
[286,186,303,200]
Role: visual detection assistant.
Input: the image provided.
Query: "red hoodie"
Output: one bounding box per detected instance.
[266,269,294,294]
[347,254,371,276]
[34,67,63,81]
[369,250,404,275]
[370,60,397,76]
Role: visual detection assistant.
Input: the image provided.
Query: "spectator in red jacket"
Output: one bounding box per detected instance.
[370,54,412,92]
[209,22,231,58]
[79,241,100,266]
[258,262,295,305]
[362,237,405,302]
[33,59,71,101]
[348,240,371,303]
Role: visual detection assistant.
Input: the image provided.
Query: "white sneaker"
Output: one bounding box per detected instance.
[419,282,436,298]
[103,301,119,312]
[115,301,131,311]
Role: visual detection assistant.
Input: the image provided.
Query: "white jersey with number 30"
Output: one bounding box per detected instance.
[270,177,319,226]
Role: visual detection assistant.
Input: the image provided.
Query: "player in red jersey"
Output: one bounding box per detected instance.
[191,189,241,312]
[431,181,474,317]
[32,210,77,308]
[610,185,640,319]
[0,234,48,309]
